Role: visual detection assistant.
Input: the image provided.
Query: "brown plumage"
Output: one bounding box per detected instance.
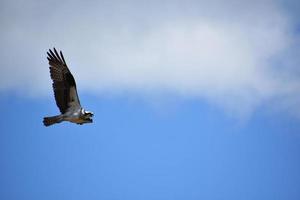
[47,48,80,114]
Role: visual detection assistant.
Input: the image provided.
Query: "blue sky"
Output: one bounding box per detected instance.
[1,94,300,199]
[1,0,300,199]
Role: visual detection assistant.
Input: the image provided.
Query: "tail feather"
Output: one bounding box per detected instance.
[43,115,63,127]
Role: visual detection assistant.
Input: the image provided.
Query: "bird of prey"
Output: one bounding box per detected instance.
[43,48,93,126]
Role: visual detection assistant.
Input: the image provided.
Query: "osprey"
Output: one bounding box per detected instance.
[43,48,93,126]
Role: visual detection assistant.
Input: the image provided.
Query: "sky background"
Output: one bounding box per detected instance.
[1,0,300,199]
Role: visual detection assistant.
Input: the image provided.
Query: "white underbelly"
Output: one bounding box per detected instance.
[63,109,83,123]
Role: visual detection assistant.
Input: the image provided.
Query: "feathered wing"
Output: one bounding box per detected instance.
[47,48,81,114]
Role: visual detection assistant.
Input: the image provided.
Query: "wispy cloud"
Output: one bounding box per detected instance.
[0,0,299,116]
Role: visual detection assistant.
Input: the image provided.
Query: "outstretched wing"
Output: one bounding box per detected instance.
[47,48,81,114]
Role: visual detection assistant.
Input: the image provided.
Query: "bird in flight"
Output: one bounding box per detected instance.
[43,48,93,126]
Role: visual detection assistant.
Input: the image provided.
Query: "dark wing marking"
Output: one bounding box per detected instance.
[47,48,81,114]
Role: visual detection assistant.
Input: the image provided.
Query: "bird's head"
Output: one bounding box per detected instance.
[81,109,94,123]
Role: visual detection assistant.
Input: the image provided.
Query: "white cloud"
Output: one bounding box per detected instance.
[0,0,300,117]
